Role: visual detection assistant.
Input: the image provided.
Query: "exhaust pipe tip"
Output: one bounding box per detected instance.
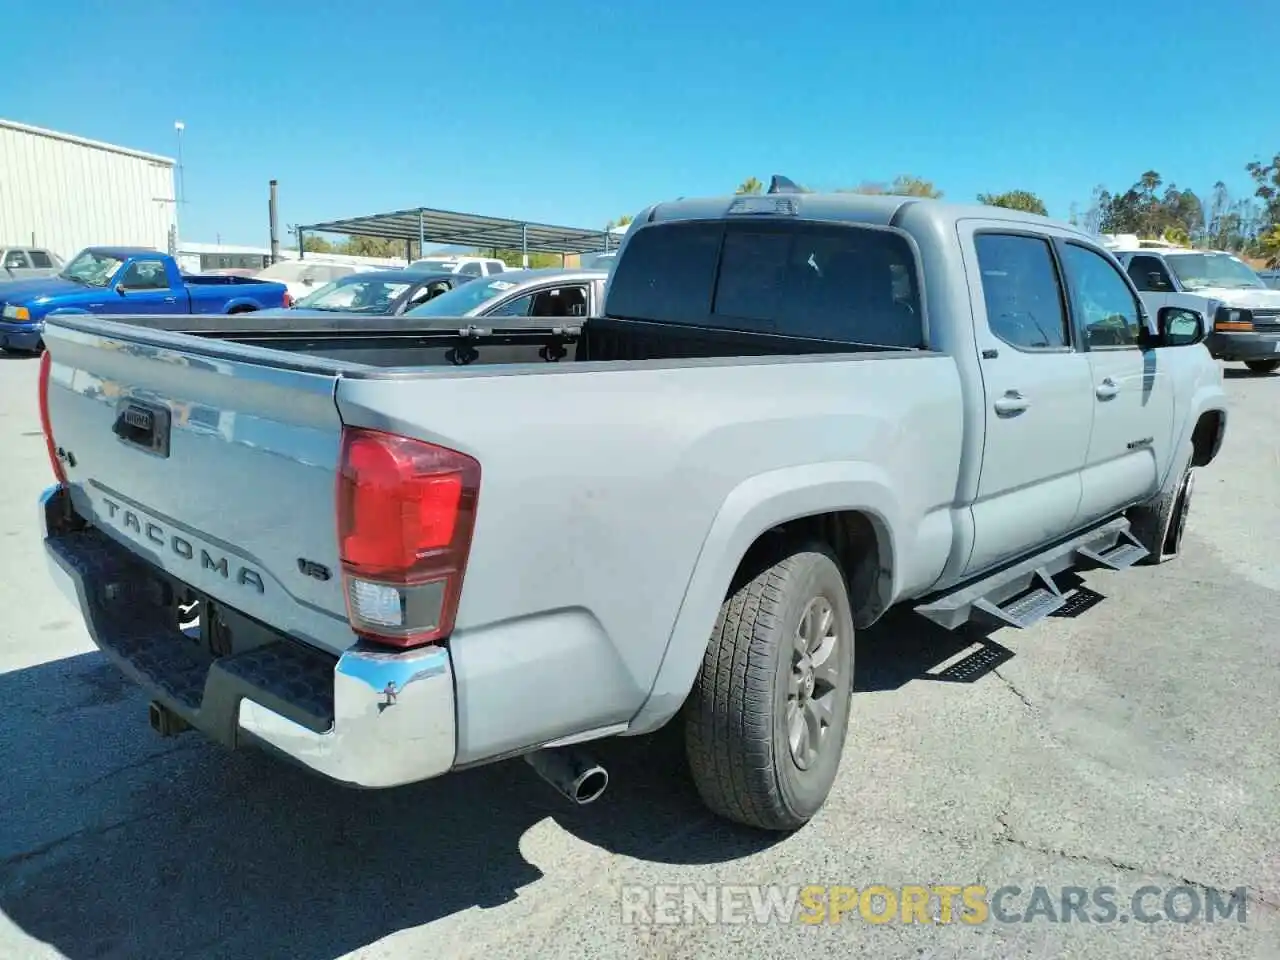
[524,747,609,805]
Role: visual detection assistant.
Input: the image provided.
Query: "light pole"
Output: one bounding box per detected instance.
[174,121,186,205]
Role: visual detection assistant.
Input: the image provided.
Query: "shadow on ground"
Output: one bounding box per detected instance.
[0,600,1059,959]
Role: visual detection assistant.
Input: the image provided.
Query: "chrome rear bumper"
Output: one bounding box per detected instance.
[40,483,457,788]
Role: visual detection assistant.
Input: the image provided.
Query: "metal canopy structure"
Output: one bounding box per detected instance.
[297,206,618,258]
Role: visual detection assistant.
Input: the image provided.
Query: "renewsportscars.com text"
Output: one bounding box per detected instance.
[619,883,1250,926]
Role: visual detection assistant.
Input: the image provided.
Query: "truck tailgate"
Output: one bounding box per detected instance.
[43,316,355,655]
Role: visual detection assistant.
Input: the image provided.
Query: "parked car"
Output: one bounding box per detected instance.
[255,270,470,319]
[407,256,508,277]
[1259,269,1280,290]
[0,247,290,353]
[403,267,607,321]
[578,251,618,270]
[37,187,1226,832]
[2,246,64,281]
[1110,245,1280,373]
[254,259,366,302]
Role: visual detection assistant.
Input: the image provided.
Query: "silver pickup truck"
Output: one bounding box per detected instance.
[38,184,1227,832]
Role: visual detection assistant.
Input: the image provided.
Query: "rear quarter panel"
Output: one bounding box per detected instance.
[336,352,964,753]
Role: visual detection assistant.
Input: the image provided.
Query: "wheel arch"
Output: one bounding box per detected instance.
[626,462,902,735]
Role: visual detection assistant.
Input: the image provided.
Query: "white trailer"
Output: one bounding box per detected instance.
[0,118,177,261]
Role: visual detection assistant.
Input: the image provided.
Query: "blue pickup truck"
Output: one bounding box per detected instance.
[0,246,290,353]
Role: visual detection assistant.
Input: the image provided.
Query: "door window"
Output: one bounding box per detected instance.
[530,285,588,317]
[4,251,30,269]
[973,234,1070,350]
[1060,244,1144,348]
[459,262,484,276]
[1125,255,1175,292]
[118,261,169,290]
[488,294,533,317]
[29,250,54,268]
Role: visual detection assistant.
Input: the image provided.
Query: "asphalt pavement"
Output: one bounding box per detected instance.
[0,350,1276,959]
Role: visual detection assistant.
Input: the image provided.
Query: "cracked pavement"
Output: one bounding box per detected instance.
[1,353,1277,959]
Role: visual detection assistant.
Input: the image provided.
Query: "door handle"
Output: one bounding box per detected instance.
[993,390,1029,416]
[1095,377,1119,400]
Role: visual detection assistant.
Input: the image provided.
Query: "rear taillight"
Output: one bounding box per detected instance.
[336,427,480,648]
[283,292,294,308]
[38,350,66,485]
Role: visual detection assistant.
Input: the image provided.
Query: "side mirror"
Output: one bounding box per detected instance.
[115,286,129,296]
[1156,306,1205,347]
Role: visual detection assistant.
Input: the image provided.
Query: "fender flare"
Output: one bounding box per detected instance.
[626,461,904,735]
[1170,388,1227,482]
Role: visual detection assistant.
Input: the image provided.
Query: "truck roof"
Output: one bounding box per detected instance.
[83,245,160,259]
[640,192,1096,242]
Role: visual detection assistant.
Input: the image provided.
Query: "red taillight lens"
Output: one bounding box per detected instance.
[38,350,67,485]
[283,292,294,308]
[336,428,480,648]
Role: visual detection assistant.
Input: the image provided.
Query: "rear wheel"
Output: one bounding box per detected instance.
[1244,359,1280,374]
[683,542,854,831]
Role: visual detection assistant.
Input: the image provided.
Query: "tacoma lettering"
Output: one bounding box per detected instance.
[98,497,264,594]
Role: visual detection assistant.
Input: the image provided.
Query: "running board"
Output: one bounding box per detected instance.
[915,516,1132,631]
[971,569,1065,629]
[1075,529,1149,570]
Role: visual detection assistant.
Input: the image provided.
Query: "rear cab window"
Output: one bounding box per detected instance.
[606,219,924,348]
[973,234,1071,350]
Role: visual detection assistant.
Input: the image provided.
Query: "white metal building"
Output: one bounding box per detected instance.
[0,118,177,260]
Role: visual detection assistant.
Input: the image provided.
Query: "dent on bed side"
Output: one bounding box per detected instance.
[624,462,906,736]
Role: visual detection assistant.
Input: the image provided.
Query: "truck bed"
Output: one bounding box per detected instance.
[60,312,905,368]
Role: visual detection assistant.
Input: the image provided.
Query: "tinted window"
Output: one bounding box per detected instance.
[119,260,169,290]
[974,234,1069,350]
[1060,244,1142,348]
[460,262,484,276]
[29,250,53,268]
[1125,255,1174,292]
[3,250,30,269]
[607,220,922,346]
[606,221,723,327]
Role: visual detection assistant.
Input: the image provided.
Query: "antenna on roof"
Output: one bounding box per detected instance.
[767,175,806,194]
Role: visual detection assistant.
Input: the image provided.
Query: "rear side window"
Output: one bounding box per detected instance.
[29,250,53,268]
[607,220,923,346]
[974,234,1070,350]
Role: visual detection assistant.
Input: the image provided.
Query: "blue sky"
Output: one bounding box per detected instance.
[5,0,1275,247]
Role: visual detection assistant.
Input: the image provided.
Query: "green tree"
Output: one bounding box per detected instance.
[842,175,943,198]
[736,177,764,195]
[342,235,415,259]
[1246,153,1280,228]
[300,235,334,253]
[976,190,1048,216]
[605,214,634,230]
[493,250,564,269]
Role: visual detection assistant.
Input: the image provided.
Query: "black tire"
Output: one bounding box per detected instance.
[1244,359,1280,374]
[683,542,855,832]
[1129,455,1196,565]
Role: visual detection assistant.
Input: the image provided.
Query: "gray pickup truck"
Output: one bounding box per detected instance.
[38,183,1227,832]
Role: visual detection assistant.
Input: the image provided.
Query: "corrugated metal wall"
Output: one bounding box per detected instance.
[0,119,177,260]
